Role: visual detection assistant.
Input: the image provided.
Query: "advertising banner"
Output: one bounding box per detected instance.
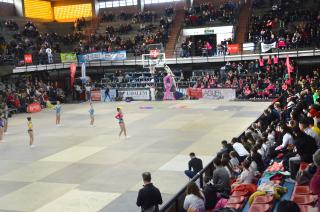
[183,26,233,36]
[100,89,117,102]
[77,51,127,63]
[261,42,277,52]
[61,53,77,63]
[121,89,150,101]
[91,90,101,101]
[227,44,240,54]
[27,102,41,113]
[243,43,255,51]
[187,88,203,99]
[202,89,236,100]
[24,54,33,64]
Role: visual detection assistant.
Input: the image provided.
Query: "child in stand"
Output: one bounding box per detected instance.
[89,102,95,127]
[27,117,35,148]
[54,101,62,126]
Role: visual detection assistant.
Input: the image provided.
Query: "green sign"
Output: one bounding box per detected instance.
[60,53,77,63]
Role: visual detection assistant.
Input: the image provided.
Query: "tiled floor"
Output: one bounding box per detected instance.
[0,100,270,212]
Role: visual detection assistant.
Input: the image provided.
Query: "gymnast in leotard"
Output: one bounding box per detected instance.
[115,107,127,138]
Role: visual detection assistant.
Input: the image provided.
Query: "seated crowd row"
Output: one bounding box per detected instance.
[180,71,320,211]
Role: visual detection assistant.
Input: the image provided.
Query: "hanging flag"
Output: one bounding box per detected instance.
[259,57,264,67]
[273,55,279,64]
[286,55,294,84]
[70,63,76,88]
[267,56,272,65]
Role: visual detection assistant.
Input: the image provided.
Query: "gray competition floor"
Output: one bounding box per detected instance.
[0,100,270,212]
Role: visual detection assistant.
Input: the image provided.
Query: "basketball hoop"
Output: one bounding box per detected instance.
[142,44,165,69]
[150,49,159,59]
[149,65,156,74]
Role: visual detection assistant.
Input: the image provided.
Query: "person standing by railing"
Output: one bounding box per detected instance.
[136,172,162,212]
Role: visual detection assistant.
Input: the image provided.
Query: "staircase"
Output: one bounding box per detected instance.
[235,0,252,44]
[165,10,185,58]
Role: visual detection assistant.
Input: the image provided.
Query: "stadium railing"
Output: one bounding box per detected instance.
[10,46,320,73]
[159,93,287,212]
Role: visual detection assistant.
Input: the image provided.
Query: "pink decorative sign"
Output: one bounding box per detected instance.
[163,75,175,100]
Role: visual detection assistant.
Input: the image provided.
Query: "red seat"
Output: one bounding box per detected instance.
[299,163,309,172]
[231,190,249,197]
[292,194,318,205]
[252,195,274,204]
[295,186,312,195]
[249,204,271,212]
[227,196,245,204]
[299,205,311,212]
[226,203,243,210]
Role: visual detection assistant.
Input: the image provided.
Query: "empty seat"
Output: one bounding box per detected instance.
[249,204,271,212]
[227,196,245,204]
[226,203,243,210]
[231,190,249,197]
[295,186,312,195]
[292,194,318,205]
[252,195,274,204]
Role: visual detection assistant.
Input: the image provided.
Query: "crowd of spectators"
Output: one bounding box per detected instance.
[74,13,172,56]
[188,56,290,99]
[101,10,158,23]
[74,17,86,31]
[184,1,238,27]
[180,67,320,211]
[180,37,232,57]
[0,78,65,113]
[249,0,320,50]
[0,19,88,65]
[0,8,174,65]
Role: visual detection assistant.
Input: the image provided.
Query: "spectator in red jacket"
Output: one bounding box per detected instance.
[310,149,320,212]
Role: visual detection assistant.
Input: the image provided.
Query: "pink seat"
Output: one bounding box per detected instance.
[231,190,249,197]
[249,204,271,212]
[295,186,312,195]
[252,195,274,204]
[227,196,245,204]
[292,194,318,205]
[226,203,243,210]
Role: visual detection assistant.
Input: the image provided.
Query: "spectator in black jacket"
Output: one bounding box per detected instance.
[184,152,203,179]
[202,176,218,210]
[217,140,234,158]
[248,145,265,173]
[289,127,318,179]
[136,172,163,212]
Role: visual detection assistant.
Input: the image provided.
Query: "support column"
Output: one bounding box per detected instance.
[186,0,192,8]
[14,0,24,17]
[138,0,144,12]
